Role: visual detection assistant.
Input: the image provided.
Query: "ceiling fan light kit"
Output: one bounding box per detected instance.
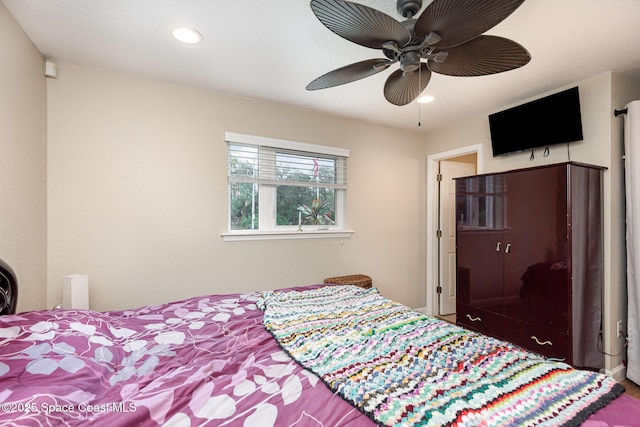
[306,0,531,106]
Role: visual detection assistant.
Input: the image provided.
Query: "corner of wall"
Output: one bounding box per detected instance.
[0,2,48,311]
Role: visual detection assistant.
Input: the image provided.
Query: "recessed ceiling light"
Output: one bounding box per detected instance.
[172,27,203,44]
[418,95,435,104]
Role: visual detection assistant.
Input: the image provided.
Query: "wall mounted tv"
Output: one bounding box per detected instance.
[489,86,583,157]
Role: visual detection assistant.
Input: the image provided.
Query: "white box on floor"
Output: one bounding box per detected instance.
[62,274,89,309]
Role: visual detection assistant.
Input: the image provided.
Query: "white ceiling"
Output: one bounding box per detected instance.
[4,0,640,132]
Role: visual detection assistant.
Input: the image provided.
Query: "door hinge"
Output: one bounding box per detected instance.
[436,173,443,182]
[436,286,442,294]
[436,230,442,238]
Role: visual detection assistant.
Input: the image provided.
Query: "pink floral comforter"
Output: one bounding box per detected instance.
[0,287,638,426]
[0,290,369,426]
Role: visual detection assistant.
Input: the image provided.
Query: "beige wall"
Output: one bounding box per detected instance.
[47,62,428,311]
[425,72,640,379]
[0,3,47,312]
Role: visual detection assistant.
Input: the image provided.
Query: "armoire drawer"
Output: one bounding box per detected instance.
[456,303,504,338]
[503,320,569,362]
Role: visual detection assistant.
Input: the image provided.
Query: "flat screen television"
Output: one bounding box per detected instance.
[489,87,583,157]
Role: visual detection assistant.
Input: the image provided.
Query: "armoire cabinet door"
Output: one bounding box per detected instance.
[502,165,569,333]
[456,174,506,331]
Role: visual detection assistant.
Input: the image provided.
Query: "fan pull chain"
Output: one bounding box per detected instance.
[418,64,422,127]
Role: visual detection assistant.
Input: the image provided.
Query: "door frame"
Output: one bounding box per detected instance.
[425,144,483,316]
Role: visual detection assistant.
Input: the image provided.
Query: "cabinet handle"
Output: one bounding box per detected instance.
[531,336,553,346]
[496,242,501,252]
[466,314,481,322]
[505,243,511,254]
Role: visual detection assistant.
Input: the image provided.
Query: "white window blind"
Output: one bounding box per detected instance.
[228,145,347,189]
[227,133,348,190]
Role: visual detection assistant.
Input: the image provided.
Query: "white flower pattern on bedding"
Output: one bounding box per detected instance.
[0,292,369,426]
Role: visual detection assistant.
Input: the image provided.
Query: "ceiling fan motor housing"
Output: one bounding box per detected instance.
[397,0,423,18]
[399,51,421,72]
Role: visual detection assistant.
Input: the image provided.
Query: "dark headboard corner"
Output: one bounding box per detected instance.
[0,258,17,314]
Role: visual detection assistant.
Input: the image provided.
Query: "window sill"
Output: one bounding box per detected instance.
[221,229,354,242]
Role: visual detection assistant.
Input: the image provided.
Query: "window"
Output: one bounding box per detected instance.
[457,175,506,230]
[224,132,351,241]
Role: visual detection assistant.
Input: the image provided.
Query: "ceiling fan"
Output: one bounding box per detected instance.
[305,0,531,106]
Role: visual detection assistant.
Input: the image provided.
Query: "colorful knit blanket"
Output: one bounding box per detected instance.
[258,285,623,427]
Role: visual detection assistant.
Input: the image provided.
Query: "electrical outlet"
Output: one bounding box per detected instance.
[617,320,624,338]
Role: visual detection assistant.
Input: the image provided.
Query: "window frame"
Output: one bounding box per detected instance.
[222,132,353,241]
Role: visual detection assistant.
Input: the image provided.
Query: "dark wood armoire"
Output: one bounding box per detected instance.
[455,162,604,369]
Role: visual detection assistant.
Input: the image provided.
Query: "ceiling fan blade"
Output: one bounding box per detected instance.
[428,35,530,77]
[414,0,526,48]
[306,59,392,90]
[310,0,411,49]
[384,63,432,106]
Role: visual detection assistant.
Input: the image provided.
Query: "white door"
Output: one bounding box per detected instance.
[439,160,476,315]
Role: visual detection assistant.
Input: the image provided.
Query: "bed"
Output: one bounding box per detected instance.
[0,283,638,426]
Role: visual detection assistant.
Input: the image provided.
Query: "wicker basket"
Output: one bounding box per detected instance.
[323,274,372,289]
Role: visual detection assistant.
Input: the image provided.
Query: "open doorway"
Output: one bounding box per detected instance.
[438,158,476,316]
[426,145,481,319]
